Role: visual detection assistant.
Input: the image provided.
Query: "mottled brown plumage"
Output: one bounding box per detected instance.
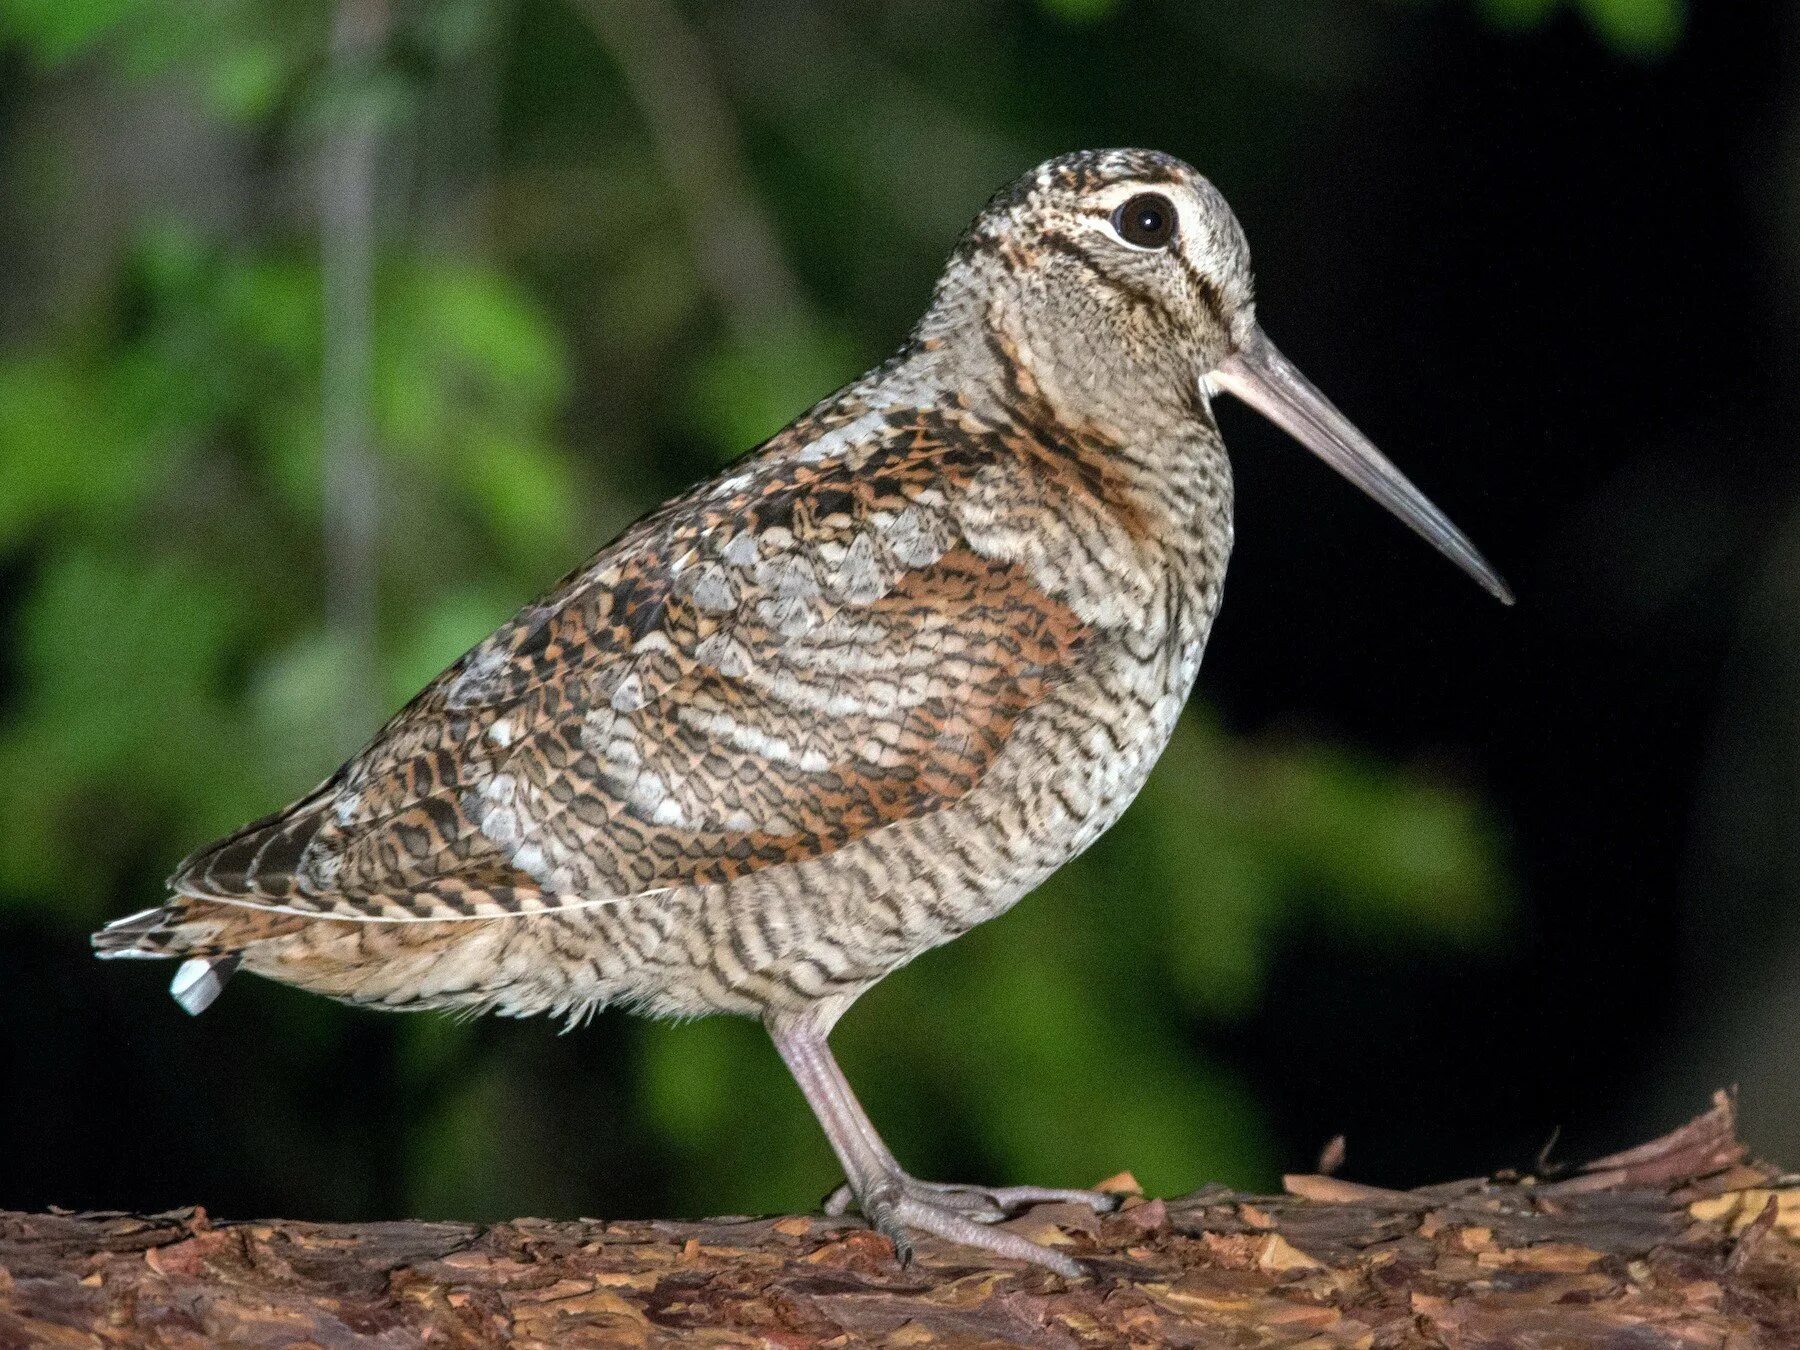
[96,148,1505,1276]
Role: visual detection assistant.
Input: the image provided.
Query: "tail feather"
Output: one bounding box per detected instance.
[169,955,241,1015]
[92,905,190,959]
[95,894,548,1019]
[92,915,178,959]
[92,902,243,1013]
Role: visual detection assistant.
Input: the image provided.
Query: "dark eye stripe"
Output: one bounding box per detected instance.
[1077,203,1228,322]
[1170,250,1228,324]
[1036,230,1162,313]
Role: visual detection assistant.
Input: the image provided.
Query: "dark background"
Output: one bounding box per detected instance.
[4,0,1796,1227]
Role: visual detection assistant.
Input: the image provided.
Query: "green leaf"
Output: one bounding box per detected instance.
[449,433,580,569]
[685,322,860,458]
[0,0,138,63]
[0,547,251,906]
[1578,0,1683,55]
[203,38,290,121]
[1477,0,1561,30]
[1249,743,1507,947]
[377,262,570,462]
[1034,0,1121,23]
[387,586,517,705]
[246,629,373,785]
[0,357,161,542]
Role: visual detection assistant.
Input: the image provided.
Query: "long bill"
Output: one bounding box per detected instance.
[1209,326,1513,605]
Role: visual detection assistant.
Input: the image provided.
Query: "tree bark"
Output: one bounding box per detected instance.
[3,1093,1796,1347]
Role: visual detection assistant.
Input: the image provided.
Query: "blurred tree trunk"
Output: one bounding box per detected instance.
[319,0,392,742]
[3,1095,1796,1346]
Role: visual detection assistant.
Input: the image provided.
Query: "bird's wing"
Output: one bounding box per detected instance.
[171,401,1092,921]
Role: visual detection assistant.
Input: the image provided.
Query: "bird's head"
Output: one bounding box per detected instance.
[929,148,1511,604]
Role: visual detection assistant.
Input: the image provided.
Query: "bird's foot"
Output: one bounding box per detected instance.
[823,1175,1121,1222]
[823,1174,1119,1278]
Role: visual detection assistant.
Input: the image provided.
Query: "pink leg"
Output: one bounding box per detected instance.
[767,1014,1113,1278]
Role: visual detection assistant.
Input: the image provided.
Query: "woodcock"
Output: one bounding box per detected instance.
[96,149,1510,1277]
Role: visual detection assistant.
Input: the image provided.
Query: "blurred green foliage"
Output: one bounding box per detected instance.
[1474,0,1682,56]
[0,0,1579,1218]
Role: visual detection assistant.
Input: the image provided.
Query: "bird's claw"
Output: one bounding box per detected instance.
[825,1173,1102,1279]
[824,1177,1120,1223]
[873,1216,916,1268]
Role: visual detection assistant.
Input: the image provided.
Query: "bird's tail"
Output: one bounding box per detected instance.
[92,903,242,1015]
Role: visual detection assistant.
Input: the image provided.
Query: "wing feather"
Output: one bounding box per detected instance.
[171,402,1090,921]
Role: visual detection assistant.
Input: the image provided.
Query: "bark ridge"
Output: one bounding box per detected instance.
[3,1093,1796,1347]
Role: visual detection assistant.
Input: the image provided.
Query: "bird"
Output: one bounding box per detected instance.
[94,148,1509,1278]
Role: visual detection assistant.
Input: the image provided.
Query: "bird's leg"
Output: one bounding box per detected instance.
[767,1014,1104,1278]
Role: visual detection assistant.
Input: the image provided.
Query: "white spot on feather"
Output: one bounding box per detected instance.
[825,530,887,604]
[759,595,818,637]
[754,555,822,636]
[695,633,753,678]
[885,506,947,569]
[578,706,616,754]
[628,771,668,811]
[473,773,524,848]
[444,644,509,710]
[512,842,551,883]
[713,471,753,496]
[610,673,646,713]
[299,837,343,888]
[689,565,737,613]
[170,958,231,1016]
[795,410,887,464]
[650,797,690,827]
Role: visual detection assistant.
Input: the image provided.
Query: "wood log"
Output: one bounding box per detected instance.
[3,1093,1796,1347]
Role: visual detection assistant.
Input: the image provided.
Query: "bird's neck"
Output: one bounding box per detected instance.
[843,314,1233,644]
[871,307,1234,552]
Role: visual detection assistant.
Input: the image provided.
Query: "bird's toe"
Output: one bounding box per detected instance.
[885,1194,1087,1279]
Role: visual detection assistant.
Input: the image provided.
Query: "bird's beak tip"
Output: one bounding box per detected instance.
[1211,327,1510,608]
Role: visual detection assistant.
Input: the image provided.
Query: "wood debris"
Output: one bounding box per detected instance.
[1,1093,1795,1346]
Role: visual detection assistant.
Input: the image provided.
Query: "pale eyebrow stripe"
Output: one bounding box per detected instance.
[1067,206,1228,324]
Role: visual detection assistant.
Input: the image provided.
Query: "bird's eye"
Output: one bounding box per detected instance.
[1111,193,1176,249]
